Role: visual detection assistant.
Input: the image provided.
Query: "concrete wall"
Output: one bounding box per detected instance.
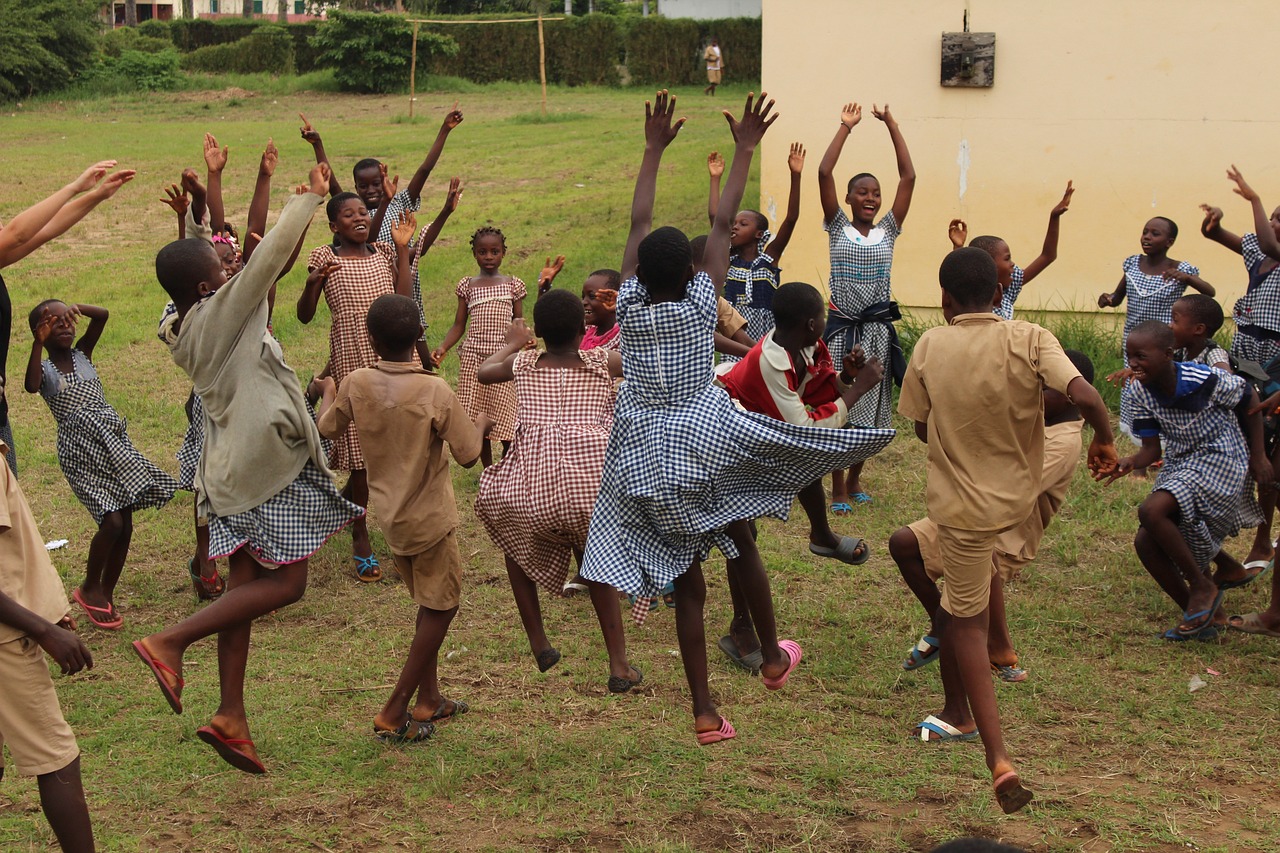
[662,0,761,19]
[760,0,1280,312]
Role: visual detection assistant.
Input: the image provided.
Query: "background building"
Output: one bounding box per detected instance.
[660,0,760,18]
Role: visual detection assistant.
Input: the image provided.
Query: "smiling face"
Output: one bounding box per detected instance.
[729,210,765,250]
[581,273,616,329]
[1125,331,1174,387]
[846,176,882,225]
[987,239,1014,284]
[1140,218,1175,256]
[472,232,505,274]
[329,197,371,245]
[40,301,77,349]
[353,165,384,210]
[214,241,241,278]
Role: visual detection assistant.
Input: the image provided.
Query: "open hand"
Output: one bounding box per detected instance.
[707,151,724,178]
[37,623,93,675]
[948,219,968,248]
[308,161,331,197]
[442,100,464,130]
[260,138,279,178]
[1052,180,1074,217]
[69,160,117,194]
[307,260,340,289]
[871,103,894,124]
[444,176,463,213]
[299,112,321,145]
[538,254,566,291]
[391,211,418,248]
[1228,164,1259,202]
[1161,267,1191,284]
[90,169,135,201]
[1105,367,1134,386]
[505,318,536,349]
[32,308,59,345]
[787,142,806,174]
[839,102,861,130]
[1200,203,1224,236]
[723,91,778,147]
[161,184,190,217]
[380,162,399,202]
[644,89,686,150]
[203,132,228,173]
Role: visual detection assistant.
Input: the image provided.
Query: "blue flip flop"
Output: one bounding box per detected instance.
[903,635,940,671]
[830,501,853,516]
[851,492,874,504]
[1161,625,1220,642]
[915,714,979,742]
[1176,588,1227,637]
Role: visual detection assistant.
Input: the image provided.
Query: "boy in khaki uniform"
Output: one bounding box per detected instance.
[318,294,483,743]
[0,438,95,852]
[897,248,1116,813]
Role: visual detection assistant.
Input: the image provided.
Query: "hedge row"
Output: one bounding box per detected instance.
[180,25,294,75]
[421,14,621,87]
[142,17,322,73]
[626,17,759,85]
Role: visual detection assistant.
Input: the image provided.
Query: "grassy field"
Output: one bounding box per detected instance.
[2,81,1279,853]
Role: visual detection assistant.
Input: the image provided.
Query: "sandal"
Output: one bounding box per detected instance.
[375,716,434,744]
[903,635,940,671]
[535,647,561,673]
[993,770,1034,814]
[353,554,382,583]
[660,581,676,608]
[188,558,224,602]
[424,698,469,723]
[695,716,736,746]
[607,666,644,694]
[991,662,1028,683]
[830,501,853,516]
[72,588,123,630]
[851,491,874,504]
[196,725,267,774]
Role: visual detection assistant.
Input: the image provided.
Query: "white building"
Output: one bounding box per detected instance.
[659,0,760,17]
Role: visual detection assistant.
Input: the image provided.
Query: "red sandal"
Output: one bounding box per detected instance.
[72,588,123,629]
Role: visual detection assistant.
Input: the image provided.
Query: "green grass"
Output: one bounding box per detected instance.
[3,81,1280,853]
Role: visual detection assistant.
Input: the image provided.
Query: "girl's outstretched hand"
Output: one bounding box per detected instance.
[948,219,968,248]
[707,151,724,178]
[391,211,417,248]
[787,142,806,174]
[32,308,59,344]
[871,103,894,124]
[1200,204,1224,236]
[644,90,686,150]
[1161,267,1192,283]
[299,113,321,145]
[161,184,189,217]
[538,254,566,292]
[203,133,228,173]
[1105,367,1134,386]
[444,177,464,212]
[306,261,340,290]
[70,160,117,193]
[259,138,279,178]
[839,102,861,130]
[308,161,331,196]
[504,318,536,350]
[723,91,777,147]
[1228,165,1259,202]
[380,162,399,202]
[442,101,464,130]
[1051,180,1074,216]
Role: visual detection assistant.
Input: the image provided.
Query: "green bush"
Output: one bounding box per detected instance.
[421,14,620,86]
[169,17,264,52]
[182,25,294,75]
[0,0,101,100]
[288,21,321,73]
[544,14,622,86]
[135,19,172,40]
[311,11,457,94]
[101,26,173,58]
[79,48,182,93]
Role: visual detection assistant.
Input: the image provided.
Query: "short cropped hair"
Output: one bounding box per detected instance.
[28,299,63,331]
[939,247,998,307]
[366,294,421,351]
[688,234,709,267]
[326,192,362,223]
[969,235,1005,255]
[846,172,877,194]
[772,282,825,332]
[533,288,586,347]
[352,158,382,177]
[1064,348,1094,384]
[155,238,220,304]
[588,268,621,289]
[1130,319,1175,349]
[1152,215,1179,240]
[1175,293,1224,336]
[741,209,768,232]
[637,226,692,291]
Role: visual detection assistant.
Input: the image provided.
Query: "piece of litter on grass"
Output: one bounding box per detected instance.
[1206,667,1221,676]
[445,646,469,660]
[45,539,68,551]
[668,649,679,657]
[1188,674,1207,693]
[574,183,586,188]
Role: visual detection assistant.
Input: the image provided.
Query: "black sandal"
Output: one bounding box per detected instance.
[607,666,644,694]
[535,647,561,673]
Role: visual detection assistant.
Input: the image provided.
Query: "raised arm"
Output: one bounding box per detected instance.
[477,320,534,384]
[8,170,135,268]
[765,142,805,259]
[621,90,687,281]
[0,161,119,267]
[416,177,463,263]
[1023,180,1074,283]
[299,113,342,196]
[817,103,860,224]
[71,304,109,361]
[367,163,397,248]
[534,255,565,299]
[706,151,724,226]
[24,311,56,393]
[873,103,915,226]
[1200,204,1243,255]
[203,132,228,235]
[161,184,189,240]
[181,168,207,226]
[1228,165,1280,262]
[708,92,778,292]
[242,139,278,265]
[948,219,968,250]
[405,102,464,202]
[390,211,417,297]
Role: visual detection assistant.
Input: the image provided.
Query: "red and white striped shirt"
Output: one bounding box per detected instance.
[718,331,848,428]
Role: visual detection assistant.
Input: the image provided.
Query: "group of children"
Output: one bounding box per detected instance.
[5,92,1280,850]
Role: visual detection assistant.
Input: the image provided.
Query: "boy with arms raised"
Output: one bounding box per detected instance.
[898,248,1116,813]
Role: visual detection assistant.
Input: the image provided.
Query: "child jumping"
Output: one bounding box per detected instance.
[138,162,362,775]
[24,301,178,630]
[947,180,1074,319]
[898,247,1116,813]
[317,293,482,743]
[817,101,916,511]
[580,91,894,745]
[476,292,642,689]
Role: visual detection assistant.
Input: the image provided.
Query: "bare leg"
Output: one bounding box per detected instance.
[1137,490,1216,624]
[798,479,842,550]
[79,511,124,611]
[1245,467,1278,563]
[503,555,552,660]
[344,470,372,558]
[1134,526,1189,610]
[920,607,975,738]
[889,526,941,636]
[36,756,94,853]
[383,605,456,729]
[586,579,637,680]
[846,460,868,498]
[986,570,1017,667]
[830,470,850,509]
[192,503,215,580]
[723,554,761,657]
[480,440,493,469]
[724,519,786,676]
[101,508,132,607]
[672,560,722,735]
[944,606,1021,786]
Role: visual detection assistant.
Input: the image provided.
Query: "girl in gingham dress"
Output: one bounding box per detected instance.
[581,92,894,746]
[817,101,915,512]
[433,227,563,468]
[576,269,621,352]
[299,192,417,582]
[475,292,641,691]
[25,300,177,630]
[1098,216,1214,448]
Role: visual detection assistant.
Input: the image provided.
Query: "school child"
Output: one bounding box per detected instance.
[706,143,805,351]
[689,233,758,360]
[714,282,887,671]
[579,91,894,746]
[576,269,622,351]
[298,192,419,582]
[138,162,362,775]
[1201,165,1280,572]
[409,175,464,352]
[946,181,1074,319]
[817,101,916,512]
[0,437,96,853]
[475,292,644,689]
[317,294,481,742]
[1105,320,1272,639]
[23,301,177,630]
[0,160,134,475]
[432,230,563,468]
[1097,216,1214,447]
[898,247,1116,813]
[892,349,1095,685]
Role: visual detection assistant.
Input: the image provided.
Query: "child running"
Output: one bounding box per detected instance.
[137,163,362,775]
[476,292,641,690]
[432,231,563,468]
[706,142,805,351]
[0,434,96,853]
[892,349,1096,685]
[817,101,916,512]
[299,192,419,582]
[898,248,1116,813]
[1105,320,1272,639]
[946,180,1074,319]
[24,301,178,630]
[317,294,482,743]
[580,91,894,745]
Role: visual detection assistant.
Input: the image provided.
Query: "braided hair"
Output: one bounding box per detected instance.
[470,226,507,249]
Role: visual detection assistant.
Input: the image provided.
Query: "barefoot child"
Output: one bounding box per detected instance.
[1105,320,1272,639]
[0,438,96,853]
[475,293,641,690]
[892,349,1096,684]
[317,294,482,742]
[898,248,1117,813]
[24,301,178,630]
[817,101,916,511]
[580,91,894,745]
[137,163,362,775]
[947,181,1074,319]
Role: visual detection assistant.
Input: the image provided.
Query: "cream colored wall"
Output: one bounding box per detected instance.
[759,0,1280,313]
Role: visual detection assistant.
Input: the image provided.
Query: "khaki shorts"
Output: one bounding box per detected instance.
[910,523,1001,619]
[707,68,722,84]
[908,518,1025,585]
[0,637,79,776]
[393,530,462,611]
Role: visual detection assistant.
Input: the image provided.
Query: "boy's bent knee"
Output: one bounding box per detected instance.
[888,527,919,563]
[1138,490,1180,528]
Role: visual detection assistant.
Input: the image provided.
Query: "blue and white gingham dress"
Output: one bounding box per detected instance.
[1118,255,1199,439]
[579,272,895,621]
[1130,362,1260,568]
[721,233,780,362]
[1230,233,1280,368]
[824,209,900,428]
[995,265,1026,320]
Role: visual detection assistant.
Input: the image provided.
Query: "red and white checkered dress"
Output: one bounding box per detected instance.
[308,243,399,471]
[456,275,526,442]
[475,347,614,593]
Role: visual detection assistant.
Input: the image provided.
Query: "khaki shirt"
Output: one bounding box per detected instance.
[0,440,69,644]
[318,361,482,555]
[898,313,1080,531]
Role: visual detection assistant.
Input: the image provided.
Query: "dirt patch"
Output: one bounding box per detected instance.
[171,87,257,102]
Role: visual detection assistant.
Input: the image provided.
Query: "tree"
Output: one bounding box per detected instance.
[277,0,287,21]
[0,0,101,99]
[311,10,457,93]
[182,0,193,17]
[125,0,137,26]
[243,0,253,18]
